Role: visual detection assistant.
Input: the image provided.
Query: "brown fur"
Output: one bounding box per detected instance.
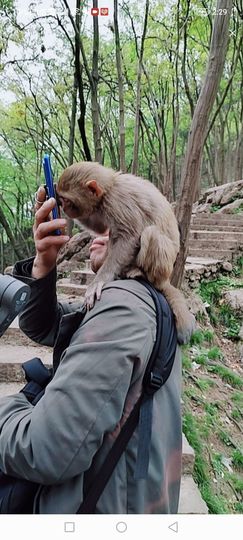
[57,162,195,343]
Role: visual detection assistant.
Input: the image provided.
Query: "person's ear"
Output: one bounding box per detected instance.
[86,180,104,197]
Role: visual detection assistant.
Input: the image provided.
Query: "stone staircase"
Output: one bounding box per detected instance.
[188,213,243,260]
[0,315,208,514]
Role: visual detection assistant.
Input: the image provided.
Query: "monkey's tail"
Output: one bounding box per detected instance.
[136,225,177,288]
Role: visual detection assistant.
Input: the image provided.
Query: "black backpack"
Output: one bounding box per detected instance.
[0,278,177,514]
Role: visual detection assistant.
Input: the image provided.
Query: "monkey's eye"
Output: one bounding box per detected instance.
[59,197,78,212]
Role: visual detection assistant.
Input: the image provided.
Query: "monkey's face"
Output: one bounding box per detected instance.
[57,163,106,227]
[56,181,104,224]
[56,194,81,219]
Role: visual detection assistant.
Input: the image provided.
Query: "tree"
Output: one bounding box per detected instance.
[131,0,150,175]
[114,0,126,172]
[172,0,233,288]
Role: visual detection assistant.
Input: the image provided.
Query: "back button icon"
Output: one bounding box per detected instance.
[168,521,178,533]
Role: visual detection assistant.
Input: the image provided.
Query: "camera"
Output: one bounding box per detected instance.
[0,274,30,338]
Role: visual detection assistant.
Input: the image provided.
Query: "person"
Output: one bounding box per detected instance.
[0,189,185,514]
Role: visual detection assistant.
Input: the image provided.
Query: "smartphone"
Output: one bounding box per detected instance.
[42,153,61,235]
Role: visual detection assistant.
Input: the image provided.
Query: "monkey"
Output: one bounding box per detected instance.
[57,161,196,344]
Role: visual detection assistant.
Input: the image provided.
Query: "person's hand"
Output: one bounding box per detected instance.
[32,186,70,279]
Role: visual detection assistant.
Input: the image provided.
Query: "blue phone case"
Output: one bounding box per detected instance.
[42,154,61,235]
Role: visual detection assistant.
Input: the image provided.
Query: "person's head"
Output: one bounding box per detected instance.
[89,231,109,273]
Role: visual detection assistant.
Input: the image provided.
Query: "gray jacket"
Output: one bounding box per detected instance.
[0,259,182,514]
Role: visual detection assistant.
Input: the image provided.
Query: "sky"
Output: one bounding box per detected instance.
[15,0,114,28]
[1,0,177,104]
[1,0,115,103]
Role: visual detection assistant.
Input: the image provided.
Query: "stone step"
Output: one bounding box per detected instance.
[178,475,208,514]
[185,256,221,266]
[189,240,238,250]
[57,279,87,297]
[182,434,195,474]
[188,248,233,260]
[190,230,243,242]
[191,224,243,232]
[70,269,95,286]
[0,342,52,382]
[84,259,93,271]
[191,216,243,226]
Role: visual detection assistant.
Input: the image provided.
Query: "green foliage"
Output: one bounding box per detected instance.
[199,277,240,305]
[217,429,232,446]
[211,452,225,476]
[231,409,242,420]
[232,450,243,469]
[232,391,243,405]
[218,305,241,340]
[207,346,223,360]
[191,345,224,365]
[210,205,221,213]
[232,204,243,214]
[207,365,243,388]
[196,378,215,391]
[182,354,192,370]
[199,278,242,339]
[0,0,14,12]
[228,474,243,493]
[234,502,243,512]
[183,412,228,514]
[232,256,243,277]
[189,328,214,346]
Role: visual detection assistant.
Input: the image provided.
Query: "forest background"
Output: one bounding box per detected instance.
[0,0,242,274]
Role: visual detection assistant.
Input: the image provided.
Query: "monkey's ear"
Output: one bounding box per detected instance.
[86,180,104,198]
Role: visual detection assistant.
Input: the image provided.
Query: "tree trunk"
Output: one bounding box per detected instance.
[234,121,243,181]
[114,0,126,172]
[0,201,23,260]
[91,0,102,163]
[75,1,92,162]
[164,1,181,202]
[67,0,80,237]
[131,0,149,175]
[172,0,233,288]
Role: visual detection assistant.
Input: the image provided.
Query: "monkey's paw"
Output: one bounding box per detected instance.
[176,312,197,345]
[84,281,105,310]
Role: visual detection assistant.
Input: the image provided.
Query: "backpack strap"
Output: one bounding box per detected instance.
[77,278,177,513]
[20,357,52,404]
[133,278,177,479]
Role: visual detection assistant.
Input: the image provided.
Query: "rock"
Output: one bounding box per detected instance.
[184,291,209,319]
[196,180,243,213]
[221,185,243,205]
[199,180,243,204]
[57,259,84,276]
[238,343,243,363]
[239,325,243,341]
[178,476,208,514]
[222,262,233,272]
[57,230,92,264]
[223,289,243,312]
[197,203,211,213]
[217,199,243,213]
